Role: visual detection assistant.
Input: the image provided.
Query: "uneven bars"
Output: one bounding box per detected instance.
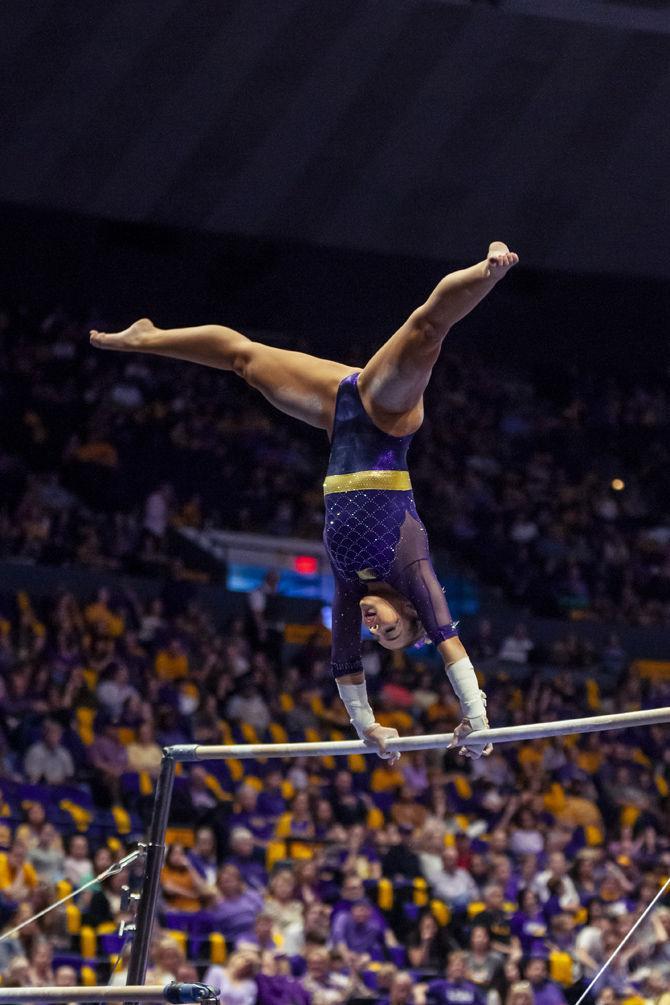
[169,706,670,761]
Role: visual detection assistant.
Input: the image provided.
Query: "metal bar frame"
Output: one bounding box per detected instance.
[0,987,200,1003]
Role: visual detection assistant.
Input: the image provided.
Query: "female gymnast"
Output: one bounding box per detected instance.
[91,241,518,762]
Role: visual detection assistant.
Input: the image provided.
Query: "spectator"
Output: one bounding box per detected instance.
[534,853,580,910]
[204,948,260,1005]
[225,827,267,890]
[505,982,533,1005]
[96,663,139,721]
[160,844,208,912]
[188,826,219,886]
[88,719,129,807]
[331,897,398,963]
[226,677,271,735]
[470,885,514,954]
[154,637,189,682]
[5,956,31,989]
[463,925,504,993]
[427,951,486,1005]
[498,625,534,666]
[523,957,567,1005]
[15,803,49,852]
[0,843,39,902]
[300,946,365,1005]
[149,935,186,984]
[54,963,79,990]
[27,823,65,887]
[263,869,305,955]
[209,864,264,942]
[126,721,163,775]
[383,972,420,1005]
[143,484,173,545]
[82,870,129,928]
[237,912,281,953]
[406,911,456,971]
[429,846,480,911]
[63,836,93,888]
[229,785,274,843]
[509,809,545,857]
[330,771,368,826]
[510,888,549,956]
[254,950,309,1005]
[23,720,74,785]
[27,939,55,987]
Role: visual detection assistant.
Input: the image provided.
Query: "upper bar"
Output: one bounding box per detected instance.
[181,706,670,761]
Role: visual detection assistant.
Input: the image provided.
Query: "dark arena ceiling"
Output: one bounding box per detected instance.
[1,0,670,280]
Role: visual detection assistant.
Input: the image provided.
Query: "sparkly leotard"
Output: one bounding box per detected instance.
[324,372,458,677]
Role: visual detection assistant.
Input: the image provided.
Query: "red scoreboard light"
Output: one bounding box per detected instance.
[294,555,318,575]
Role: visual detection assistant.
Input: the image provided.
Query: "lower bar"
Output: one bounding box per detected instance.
[0,988,176,1003]
[186,706,670,761]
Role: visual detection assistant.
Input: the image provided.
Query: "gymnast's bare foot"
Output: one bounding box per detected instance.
[90,317,156,351]
[485,241,519,280]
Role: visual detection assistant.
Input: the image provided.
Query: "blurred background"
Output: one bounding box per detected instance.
[0,1,669,1003]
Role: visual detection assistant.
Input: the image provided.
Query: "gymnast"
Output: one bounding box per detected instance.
[91,241,518,762]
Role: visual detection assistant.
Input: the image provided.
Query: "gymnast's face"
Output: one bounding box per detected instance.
[360,592,418,650]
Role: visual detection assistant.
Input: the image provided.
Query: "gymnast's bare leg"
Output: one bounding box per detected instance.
[90,242,516,435]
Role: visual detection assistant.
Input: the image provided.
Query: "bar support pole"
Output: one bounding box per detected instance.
[125,752,177,997]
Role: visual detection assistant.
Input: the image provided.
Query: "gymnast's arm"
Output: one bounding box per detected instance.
[392,551,492,758]
[330,577,400,762]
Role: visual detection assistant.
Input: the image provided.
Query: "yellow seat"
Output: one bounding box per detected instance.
[80,965,97,986]
[413,877,429,906]
[549,949,573,986]
[269,722,288,744]
[80,926,97,958]
[209,932,227,964]
[467,901,486,919]
[431,899,451,926]
[66,903,81,935]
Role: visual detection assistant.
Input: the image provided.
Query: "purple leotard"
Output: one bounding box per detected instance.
[324,373,458,677]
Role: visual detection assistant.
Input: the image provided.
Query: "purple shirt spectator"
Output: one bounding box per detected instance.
[331,901,388,959]
[427,980,485,1005]
[208,864,264,941]
[255,974,311,1005]
[525,959,568,1005]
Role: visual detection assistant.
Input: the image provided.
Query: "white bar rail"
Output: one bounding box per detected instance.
[182,705,670,761]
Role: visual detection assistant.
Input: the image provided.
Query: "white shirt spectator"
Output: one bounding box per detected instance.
[203,967,257,1005]
[144,487,170,538]
[24,741,74,786]
[498,625,534,664]
[226,693,271,734]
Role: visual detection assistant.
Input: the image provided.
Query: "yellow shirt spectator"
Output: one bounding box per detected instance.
[155,640,189,681]
[0,845,38,899]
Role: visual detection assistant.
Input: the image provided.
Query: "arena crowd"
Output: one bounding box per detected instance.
[0,306,669,626]
[1,575,670,1005]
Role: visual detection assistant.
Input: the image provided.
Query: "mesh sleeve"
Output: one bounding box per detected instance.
[330,575,365,677]
[389,511,459,646]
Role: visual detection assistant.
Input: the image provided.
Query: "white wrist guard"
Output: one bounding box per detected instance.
[446,657,487,730]
[336,680,376,740]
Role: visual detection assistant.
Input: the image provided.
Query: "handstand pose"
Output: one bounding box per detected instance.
[91,241,518,761]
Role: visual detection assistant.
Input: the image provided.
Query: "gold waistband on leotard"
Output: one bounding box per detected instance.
[323,470,412,495]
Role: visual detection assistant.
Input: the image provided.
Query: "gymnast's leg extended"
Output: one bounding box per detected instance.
[357,241,518,435]
[90,319,356,433]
